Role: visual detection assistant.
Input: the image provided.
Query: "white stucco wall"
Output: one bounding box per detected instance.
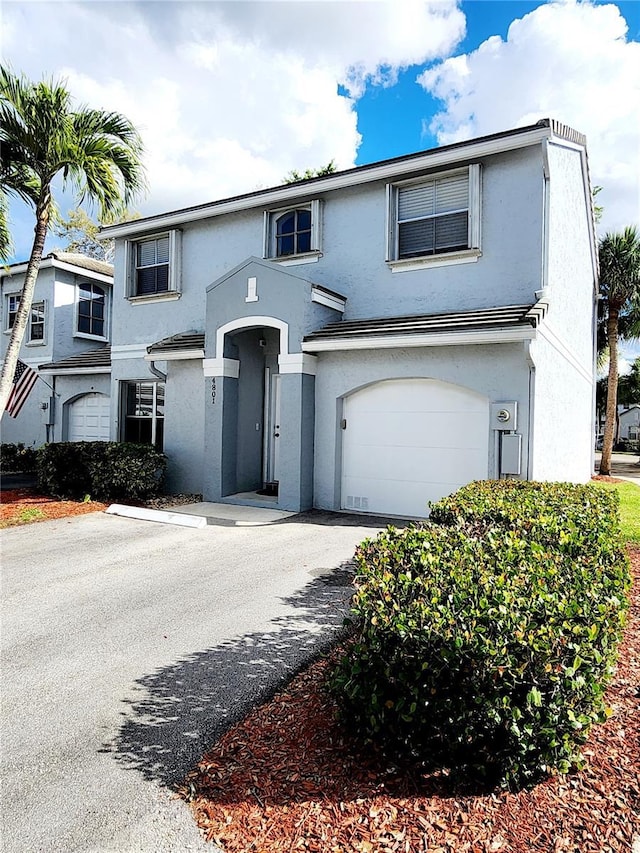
[526,140,596,483]
[528,335,593,482]
[545,141,596,368]
[313,343,532,510]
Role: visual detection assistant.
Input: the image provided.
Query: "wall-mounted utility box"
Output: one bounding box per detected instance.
[490,401,518,431]
[501,433,522,475]
[40,396,55,426]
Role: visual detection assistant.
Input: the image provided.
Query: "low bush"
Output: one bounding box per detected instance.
[1,442,38,472]
[430,479,621,558]
[37,441,166,502]
[330,481,630,789]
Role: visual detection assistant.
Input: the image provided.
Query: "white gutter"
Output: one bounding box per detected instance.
[39,366,111,375]
[102,126,554,240]
[144,349,204,361]
[302,326,536,353]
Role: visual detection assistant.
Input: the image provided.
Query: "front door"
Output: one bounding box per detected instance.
[264,372,281,485]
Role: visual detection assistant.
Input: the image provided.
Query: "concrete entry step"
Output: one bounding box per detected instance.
[106,501,297,527]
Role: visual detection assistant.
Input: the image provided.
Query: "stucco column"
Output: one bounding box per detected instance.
[202,372,239,501]
[276,371,315,512]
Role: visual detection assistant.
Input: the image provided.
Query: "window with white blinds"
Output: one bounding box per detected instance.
[136,236,170,295]
[388,166,480,264]
[126,230,181,298]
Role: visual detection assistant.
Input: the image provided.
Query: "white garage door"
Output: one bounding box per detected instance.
[68,393,111,442]
[341,378,489,518]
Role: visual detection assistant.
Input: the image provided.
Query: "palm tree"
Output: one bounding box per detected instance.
[0,66,146,415]
[598,226,640,474]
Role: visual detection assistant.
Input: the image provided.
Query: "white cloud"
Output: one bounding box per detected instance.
[417,0,640,233]
[1,0,465,227]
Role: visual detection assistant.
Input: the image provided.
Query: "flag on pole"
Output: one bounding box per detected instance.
[5,359,39,418]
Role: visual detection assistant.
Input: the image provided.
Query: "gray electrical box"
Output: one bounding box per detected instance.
[490,401,518,431]
[501,433,522,475]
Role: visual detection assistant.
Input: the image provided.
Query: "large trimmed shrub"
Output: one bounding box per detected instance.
[1,442,38,473]
[330,481,630,788]
[36,441,166,502]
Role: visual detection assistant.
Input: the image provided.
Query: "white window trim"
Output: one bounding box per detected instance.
[263,199,322,265]
[3,292,21,333]
[124,229,182,300]
[74,281,110,341]
[121,379,165,448]
[25,299,47,346]
[386,164,481,272]
[2,293,48,344]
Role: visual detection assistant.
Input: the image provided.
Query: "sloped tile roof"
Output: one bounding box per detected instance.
[39,346,111,372]
[49,251,113,277]
[303,304,537,343]
[147,331,205,355]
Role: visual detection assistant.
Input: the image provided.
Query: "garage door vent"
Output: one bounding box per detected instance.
[346,495,369,510]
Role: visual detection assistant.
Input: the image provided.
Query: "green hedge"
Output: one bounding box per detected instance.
[1,442,38,473]
[36,441,166,502]
[430,480,621,558]
[330,481,630,789]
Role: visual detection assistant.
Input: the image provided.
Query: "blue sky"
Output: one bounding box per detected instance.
[355,0,639,164]
[2,0,639,360]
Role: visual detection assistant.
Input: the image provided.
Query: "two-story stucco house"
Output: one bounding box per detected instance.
[0,252,113,447]
[97,118,597,518]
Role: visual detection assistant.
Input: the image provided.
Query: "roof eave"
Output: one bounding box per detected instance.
[102,123,559,240]
[302,326,537,353]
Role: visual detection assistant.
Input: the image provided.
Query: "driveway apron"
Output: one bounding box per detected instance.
[1,510,385,852]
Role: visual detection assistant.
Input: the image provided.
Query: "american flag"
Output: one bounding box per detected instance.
[6,359,39,418]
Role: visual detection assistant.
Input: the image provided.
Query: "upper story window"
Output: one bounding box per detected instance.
[387,165,481,271]
[125,231,182,302]
[77,282,107,339]
[264,200,322,265]
[29,301,45,343]
[6,294,20,330]
[4,294,46,344]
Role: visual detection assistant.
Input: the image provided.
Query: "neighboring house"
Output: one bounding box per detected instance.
[90,118,596,518]
[617,405,640,444]
[0,252,113,447]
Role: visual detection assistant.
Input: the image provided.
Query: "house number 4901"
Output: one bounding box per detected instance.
[211,378,216,405]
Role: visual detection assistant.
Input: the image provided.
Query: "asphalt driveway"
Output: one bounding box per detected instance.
[1,509,385,852]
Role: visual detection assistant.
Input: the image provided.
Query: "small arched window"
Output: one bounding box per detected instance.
[275,208,312,257]
[77,283,106,338]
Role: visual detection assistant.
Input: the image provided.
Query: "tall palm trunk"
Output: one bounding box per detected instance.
[599,308,620,475]
[0,189,50,415]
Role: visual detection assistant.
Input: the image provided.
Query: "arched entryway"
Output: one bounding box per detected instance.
[224,325,282,496]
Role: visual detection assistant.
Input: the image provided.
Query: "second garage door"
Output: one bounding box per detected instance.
[68,393,111,442]
[341,378,489,518]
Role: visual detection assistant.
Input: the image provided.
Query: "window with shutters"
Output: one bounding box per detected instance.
[126,231,181,301]
[136,236,169,294]
[264,200,322,265]
[387,166,481,270]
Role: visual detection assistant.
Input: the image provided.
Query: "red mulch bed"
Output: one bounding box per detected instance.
[183,550,640,853]
[0,488,108,527]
